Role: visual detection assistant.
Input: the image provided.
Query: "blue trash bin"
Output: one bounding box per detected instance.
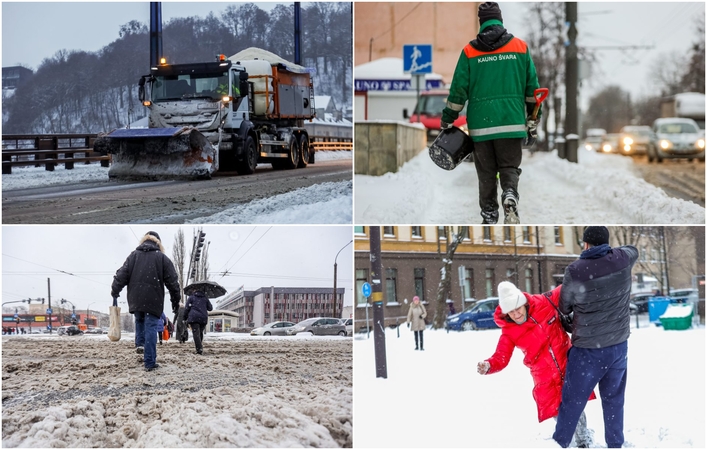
[648,297,671,324]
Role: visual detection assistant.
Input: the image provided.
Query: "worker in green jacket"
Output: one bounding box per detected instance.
[441,2,541,224]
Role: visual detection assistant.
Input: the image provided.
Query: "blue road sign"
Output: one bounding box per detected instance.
[13,313,18,318]
[362,282,372,298]
[46,308,52,314]
[403,44,433,74]
[71,314,76,319]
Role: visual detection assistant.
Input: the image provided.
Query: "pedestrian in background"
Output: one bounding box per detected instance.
[441,1,541,224]
[112,231,181,371]
[158,312,168,344]
[478,281,594,447]
[553,226,638,448]
[184,290,213,355]
[406,296,427,351]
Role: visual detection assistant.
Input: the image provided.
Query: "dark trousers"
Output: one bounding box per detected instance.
[190,322,205,352]
[553,341,628,448]
[473,138,523,216]
[414,330,424,349]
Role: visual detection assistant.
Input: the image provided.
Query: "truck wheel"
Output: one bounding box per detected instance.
[235,136,257,175]
[297,135,310,168]
[284,137,300,170]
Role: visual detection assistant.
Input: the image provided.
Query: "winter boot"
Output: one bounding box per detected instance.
[502,189,520,224]
[136,346,144,354]
[481,208,499,224]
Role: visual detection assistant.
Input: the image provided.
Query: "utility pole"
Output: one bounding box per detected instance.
[565,2,579,163]
[661,227,671,293]
[369,227,387,379]
[47,278,53,334]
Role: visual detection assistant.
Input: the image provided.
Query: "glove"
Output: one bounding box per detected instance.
[477,361,490,375]
[524,117,538,146]
[112,296,118,306]
[419,315,424,319]
[440,120,453,131]
[407,322,411,329]
[172,303,179,315]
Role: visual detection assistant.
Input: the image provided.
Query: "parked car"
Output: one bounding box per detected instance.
[619,125,655,157]
[445,297,500,331]
[403,90,467,140]
[630,292,657,313]
[286,317,347,336]
[669,288,699,304]
[649,117,705,162]
[250,321,296,336]
[86,328,105,334]
[600,133,622,154]
[57,325,83,336]
[341,318,353,336]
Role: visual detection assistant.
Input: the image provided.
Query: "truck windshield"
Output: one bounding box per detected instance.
[414,95,467,116]
[151,71,228,102]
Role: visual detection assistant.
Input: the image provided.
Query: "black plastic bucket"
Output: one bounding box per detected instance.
[428,127,474,170]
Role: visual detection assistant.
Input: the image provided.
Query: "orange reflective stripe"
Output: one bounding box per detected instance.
[463,37,528,59]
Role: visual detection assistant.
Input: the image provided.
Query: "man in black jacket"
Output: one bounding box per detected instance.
[112,231,181,371]
[553,226,638,448]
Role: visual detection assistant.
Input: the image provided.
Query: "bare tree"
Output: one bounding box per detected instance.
[172,228,186,305]
[432,226,468,329]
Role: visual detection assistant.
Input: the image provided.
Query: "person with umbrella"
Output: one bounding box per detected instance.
[183,281,225,355]
[111,231,181,371]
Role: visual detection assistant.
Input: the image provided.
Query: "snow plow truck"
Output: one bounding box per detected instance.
[94,47,316,180]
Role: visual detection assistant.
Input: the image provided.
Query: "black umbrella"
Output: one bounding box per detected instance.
[183,280,227,298]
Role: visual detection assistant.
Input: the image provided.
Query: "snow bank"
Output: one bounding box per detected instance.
[354,148,705,224]
[354,324,704,448]
[2,164,109,191]
[188,180,352,224]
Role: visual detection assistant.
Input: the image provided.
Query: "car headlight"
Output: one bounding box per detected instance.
[623,137,633,145]
[584,144,592,151]
[623,145,631,152]
[602,144,612,152]
[696,139,705,150]
[659,139,672,150]
[449,317,459,323]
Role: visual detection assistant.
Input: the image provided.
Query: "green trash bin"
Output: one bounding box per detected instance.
[659,304,693,330]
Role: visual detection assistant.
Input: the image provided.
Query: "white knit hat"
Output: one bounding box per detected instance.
[498,281,527,314]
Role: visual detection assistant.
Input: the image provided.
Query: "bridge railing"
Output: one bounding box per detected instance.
[2,133,109,174]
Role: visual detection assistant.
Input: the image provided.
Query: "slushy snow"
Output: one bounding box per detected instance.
[353,318,704,448]
[354,148,705,224]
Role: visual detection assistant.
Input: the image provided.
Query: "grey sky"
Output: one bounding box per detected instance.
[2,225,354,316]
[500,2,705,107]
[1,2,281,70]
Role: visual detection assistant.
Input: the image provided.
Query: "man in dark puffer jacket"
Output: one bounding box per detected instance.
[553,226,638,448]
[112,231,181,371]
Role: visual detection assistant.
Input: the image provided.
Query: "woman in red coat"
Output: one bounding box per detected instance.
[477,281,594,447]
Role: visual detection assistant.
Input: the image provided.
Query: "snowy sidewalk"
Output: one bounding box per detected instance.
[353,325,705,448]
[354,149,705,224]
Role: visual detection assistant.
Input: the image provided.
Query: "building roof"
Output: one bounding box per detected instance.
[354,57,443,81]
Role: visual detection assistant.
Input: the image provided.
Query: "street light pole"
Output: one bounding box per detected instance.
[334,239,353,318]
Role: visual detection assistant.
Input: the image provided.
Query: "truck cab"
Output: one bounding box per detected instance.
[404,90,467,140]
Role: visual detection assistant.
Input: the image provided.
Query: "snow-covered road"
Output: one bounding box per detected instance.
[354,149,705,224]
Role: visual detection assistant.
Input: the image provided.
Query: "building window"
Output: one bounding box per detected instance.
[354,226,366,235]
[485,268,495,297]
[438,226,447,240]
[525,268,533,293]
[383,226,395,237]
[459,227,470,240]
[506,268,515,281]
[385,268,398,303]
[554,227,563,245]
[503,227,512,242]
[356,269,369,305]
[483,227,492,242]
[412,226,422,238]
[463,267,475,300]
[414,268,425,300]
[522,227,531,243]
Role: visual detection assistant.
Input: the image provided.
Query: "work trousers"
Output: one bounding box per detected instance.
[473,138,523,219]
[553,341,628,448]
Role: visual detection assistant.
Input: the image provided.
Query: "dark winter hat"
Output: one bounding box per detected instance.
[146,231,161,242]
[478,2,503,25]
[583,226,610,246]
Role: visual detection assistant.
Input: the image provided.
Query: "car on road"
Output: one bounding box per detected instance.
[86,328,105,334]
[57,325,84,336]
[250,321,296,336]
[600,133,622,154]
[649,117,705,162]
[583,128,607,152]
[286,317,347,336]
[619,125,655,157]
[445,297,500,331]
[341,318,353,336]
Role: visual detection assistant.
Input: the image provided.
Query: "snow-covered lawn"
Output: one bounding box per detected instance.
[354,149,705,224]
[353,322,705,448]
